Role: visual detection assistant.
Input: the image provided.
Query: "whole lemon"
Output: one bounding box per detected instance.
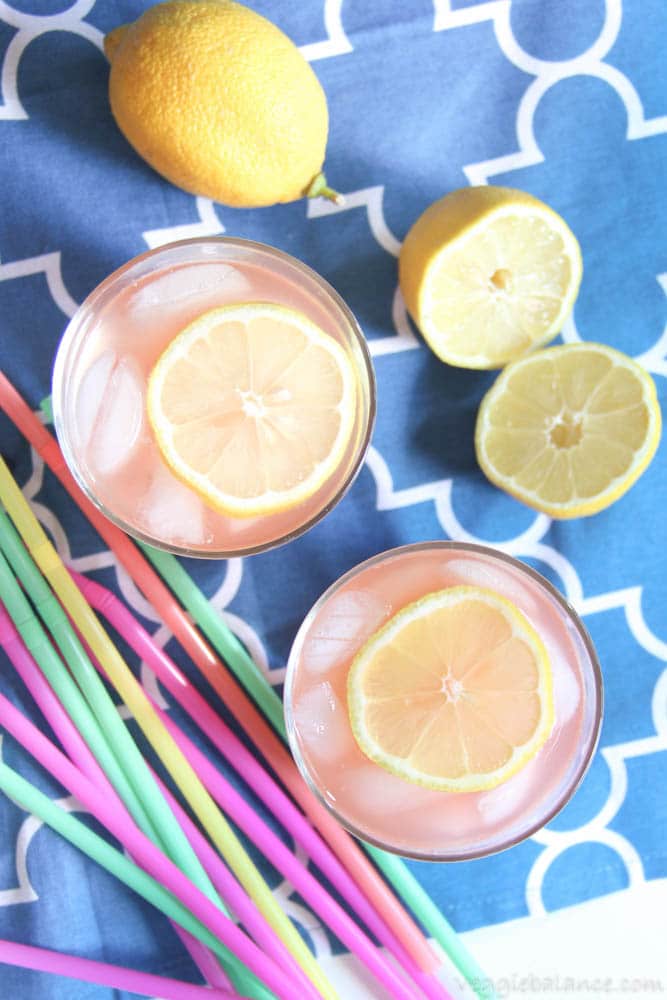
[105,0,335,207]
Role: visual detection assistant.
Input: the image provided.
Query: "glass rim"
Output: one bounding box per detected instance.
[284,539,604,862]
[52,236,377,559]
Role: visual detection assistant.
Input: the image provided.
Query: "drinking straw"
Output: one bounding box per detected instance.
[0,462,335,1000]
[155,708,423,1000]
[0,600,121,791]
[76,571,451,1000]
[144,559,486,997]
[0,600,233,996]
[1,376,491,998]
[0,540,254,998]
[74,613,421,1000]
[141,524,491,997]
[148,770,323,1000]
[12,597,420,1000]
[0,544,158,841]
[0,940,238,1000]
[0,692,307,1000]
[0,514,224,907]
[5,384,437,971]
[0,603,313,1000]
[0,757,298,1000]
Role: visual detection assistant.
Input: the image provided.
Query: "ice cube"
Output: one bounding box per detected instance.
[442,557,538,615]
[139,465,208,545]
[534,613,582,727]
[75,349,115,450]
[413,793,481,844]
[477,758,543,826]
[293,682,349,763]
[77,351,144,476]
[130,264,253,314]
[340,763,433,817]
[302,590,392,675]
[552,652,581,725]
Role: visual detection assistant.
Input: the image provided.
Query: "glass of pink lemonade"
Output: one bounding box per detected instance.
[52,238,375,557]
[285,542,602,860]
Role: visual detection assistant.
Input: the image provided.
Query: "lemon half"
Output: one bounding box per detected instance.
[399,186,583,369]
[475,342,661,518]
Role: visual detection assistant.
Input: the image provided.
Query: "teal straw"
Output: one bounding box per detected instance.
[0,514,217,899]
[0,517,272,1000]
[0,757,259,979]
[141,542,493,999]
[39,394,491,999]
[0,546,157,840]
[0,540,273,1000]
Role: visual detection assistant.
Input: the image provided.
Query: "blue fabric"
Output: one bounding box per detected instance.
[1,1,666,996]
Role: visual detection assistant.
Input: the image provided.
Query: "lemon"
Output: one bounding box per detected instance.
[399,186,583,369]
[475,342,662,518]
[105,0,336,207]
[347,586,554,793]
[147,303,357,517]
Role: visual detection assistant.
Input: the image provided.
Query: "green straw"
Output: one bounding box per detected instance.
[0,518,271,1000]
[40,394,491,998]
[141,542,493,999]
[0,758,259,975]
[0,514,218,898]
[0,546,157,839]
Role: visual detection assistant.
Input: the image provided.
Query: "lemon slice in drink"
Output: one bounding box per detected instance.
[475,342,661,518]
[399,186,582,369]
[347,586,554,793]
[147,303,357,517]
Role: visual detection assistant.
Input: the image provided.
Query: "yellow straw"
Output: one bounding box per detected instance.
[0,457,338,1000]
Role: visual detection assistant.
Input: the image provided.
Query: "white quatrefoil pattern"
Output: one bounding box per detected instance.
[1,1,665,998]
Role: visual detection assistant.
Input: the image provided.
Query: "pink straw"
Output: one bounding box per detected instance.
[0,692,308,1000]
[0,606,312,999]
[156,708,418,1000]
[75,572,448,1000]
[146,768,321,998]
[0,939,238,1000]
[0,603,231,994]
[70,592,418,1000]
[0,374,444,983]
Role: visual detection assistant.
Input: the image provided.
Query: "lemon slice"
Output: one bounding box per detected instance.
[147,303,357,517]
[475,342,661,518]
[399,186,583,369]
[347,586,554,793]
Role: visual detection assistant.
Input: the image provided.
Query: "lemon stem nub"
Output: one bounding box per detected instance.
[305,172,344,206]
[104,24,129,63]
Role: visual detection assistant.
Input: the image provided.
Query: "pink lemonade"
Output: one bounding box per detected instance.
[285,542,602,860]
[53,238,375,557]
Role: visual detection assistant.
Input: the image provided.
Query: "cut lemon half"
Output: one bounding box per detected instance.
[475,342,661,518]
[147,303,357,517]
[399,186,583,369]
[347,586,554,793]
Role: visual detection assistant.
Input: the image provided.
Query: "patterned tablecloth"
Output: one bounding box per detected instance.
[1,2,666,998]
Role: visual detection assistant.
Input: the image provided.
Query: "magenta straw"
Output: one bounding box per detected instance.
[0,693,308,1000]
[70,592,418,1000]
[0,939,238,1000]
[0,604,114,788]
[0,606,316,1000]
[74,572,449,1000]
[147,768,321,1000]
[157,708,418,1000]
[0,603,232,995]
